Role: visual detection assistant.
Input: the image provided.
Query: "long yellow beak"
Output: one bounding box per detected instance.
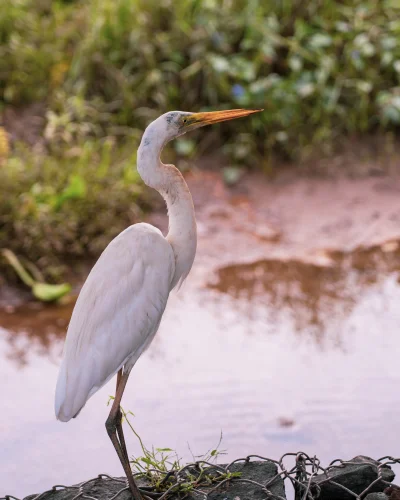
[186,108,263,130]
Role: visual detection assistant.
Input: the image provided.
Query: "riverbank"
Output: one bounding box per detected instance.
[2,166,400,308]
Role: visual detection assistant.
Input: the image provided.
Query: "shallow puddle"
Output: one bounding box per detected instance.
[2,239,400,497]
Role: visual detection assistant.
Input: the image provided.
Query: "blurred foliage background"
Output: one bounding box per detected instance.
[2,0,400,282]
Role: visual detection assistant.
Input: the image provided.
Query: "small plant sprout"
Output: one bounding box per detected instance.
[107,398,241,498]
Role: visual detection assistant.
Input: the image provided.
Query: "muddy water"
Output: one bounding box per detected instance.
[2,173,400,497]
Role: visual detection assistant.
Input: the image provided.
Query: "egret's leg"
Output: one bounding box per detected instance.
[106,369,142,500]
[115,369,129,464]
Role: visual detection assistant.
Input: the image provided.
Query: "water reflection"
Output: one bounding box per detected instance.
[1,302,72,366]
[5,240,400,368]
[208,241,400,344]
[2,241,400,497]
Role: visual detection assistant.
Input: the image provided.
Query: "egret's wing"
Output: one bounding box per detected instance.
[55,223,175,422]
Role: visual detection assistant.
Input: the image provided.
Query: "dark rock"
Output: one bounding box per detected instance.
[365,493,389,500]
[23,476,134,500]
[22,461,286,500]
[199,460,286,500]
[305,456,395,500]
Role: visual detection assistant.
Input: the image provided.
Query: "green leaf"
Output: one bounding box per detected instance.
[54,175,87,210]
[33,282,72,302]
[1,249,71,302]
[2,249,34,287]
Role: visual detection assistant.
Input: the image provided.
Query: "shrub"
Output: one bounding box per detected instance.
[3,0,400,160]
[0,141,148,280]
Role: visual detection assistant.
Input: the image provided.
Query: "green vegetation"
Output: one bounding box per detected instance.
[113,402,240,498]
[1,249,71,300]
[1,140,148,283]
[2,0,400,284]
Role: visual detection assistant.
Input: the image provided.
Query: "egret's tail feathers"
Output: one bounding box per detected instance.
[55,361,90,422]
[55,361,68,420]
[54,357,126,422]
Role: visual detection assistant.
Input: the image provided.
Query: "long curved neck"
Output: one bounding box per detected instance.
[137,130,197,289]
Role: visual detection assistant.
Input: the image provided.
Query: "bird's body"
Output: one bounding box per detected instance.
[55,223,176,421]
[54,108,261,499]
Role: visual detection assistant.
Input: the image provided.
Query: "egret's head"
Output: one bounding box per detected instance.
[161,109,263,141]
[137,108,263,189]
[139,109,262,154]
[141,109,262,150]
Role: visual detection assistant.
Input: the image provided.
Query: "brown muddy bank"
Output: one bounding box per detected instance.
[2,169,400,317]
[3,169,400,309]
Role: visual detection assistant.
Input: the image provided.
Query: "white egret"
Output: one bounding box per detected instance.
[54,108,262,499]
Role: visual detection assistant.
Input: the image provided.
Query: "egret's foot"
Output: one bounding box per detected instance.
[106,369,142,500]
[126,475,142,500]
[106,413,142,500]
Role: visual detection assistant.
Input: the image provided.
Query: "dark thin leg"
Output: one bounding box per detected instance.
[115,370,129,464]
[106,368,142,500]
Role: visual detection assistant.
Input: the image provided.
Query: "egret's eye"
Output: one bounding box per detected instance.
[182,118,187,123]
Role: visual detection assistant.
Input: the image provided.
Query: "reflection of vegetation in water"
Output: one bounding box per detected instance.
[0,302,73,366]
[209,241,400,342]
[3,241,400,364]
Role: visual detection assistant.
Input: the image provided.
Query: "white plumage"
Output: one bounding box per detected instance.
[55,224,175,421]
